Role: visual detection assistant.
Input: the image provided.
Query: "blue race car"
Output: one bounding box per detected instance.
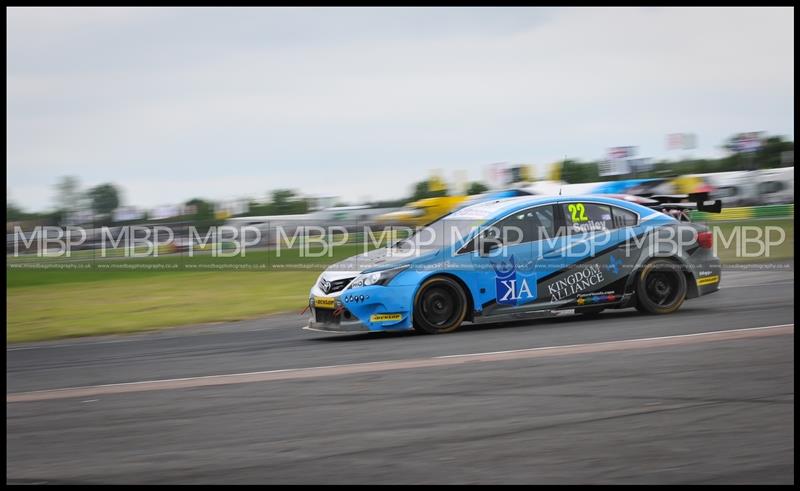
[305,194,722,334]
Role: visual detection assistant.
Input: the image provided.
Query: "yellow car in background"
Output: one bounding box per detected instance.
[376,196,467,227]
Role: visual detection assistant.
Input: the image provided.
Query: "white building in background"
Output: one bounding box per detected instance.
[307,196,338,211]
[149,204,183,220]
[112,206,146,222]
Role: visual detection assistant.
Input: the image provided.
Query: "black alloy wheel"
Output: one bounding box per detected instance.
[413,276,468,334]
[635,259,687,314]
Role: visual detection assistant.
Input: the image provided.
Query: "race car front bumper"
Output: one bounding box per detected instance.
[305,284,416,333]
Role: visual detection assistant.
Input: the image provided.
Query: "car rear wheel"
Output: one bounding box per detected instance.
[413,276,468,334]
[635,259,687,314]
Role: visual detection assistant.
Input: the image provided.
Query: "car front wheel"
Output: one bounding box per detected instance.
[413,276,468,334]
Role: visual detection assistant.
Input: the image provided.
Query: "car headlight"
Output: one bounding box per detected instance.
[348,264,410,289]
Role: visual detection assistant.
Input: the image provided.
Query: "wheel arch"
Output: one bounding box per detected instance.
[412,272,476,322]
[624,253,699,301]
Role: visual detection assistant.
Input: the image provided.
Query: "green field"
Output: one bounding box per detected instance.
[7,271,321,343]
[6,219,794,343]
[7,244,367,343]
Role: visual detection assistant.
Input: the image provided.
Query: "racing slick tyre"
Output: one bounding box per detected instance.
[635,259,687,315]
[413,276,468,334]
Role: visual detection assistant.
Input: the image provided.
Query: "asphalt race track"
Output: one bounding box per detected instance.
[6,268,795,484]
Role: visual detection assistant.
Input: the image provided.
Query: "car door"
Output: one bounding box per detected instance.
[533,201,638,309]
[466,205,557,313]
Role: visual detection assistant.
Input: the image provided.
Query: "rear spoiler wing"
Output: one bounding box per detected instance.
[637,192,722,214]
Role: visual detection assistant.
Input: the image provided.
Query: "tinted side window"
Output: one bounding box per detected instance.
[519,205,554,241]
[463,205,555,252]
[611,206,638,228]
[489,205,554,243]
[561,202,614,234]
[483,212,527,245]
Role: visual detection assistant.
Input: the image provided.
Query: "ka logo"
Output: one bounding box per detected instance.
[492,255,536,306]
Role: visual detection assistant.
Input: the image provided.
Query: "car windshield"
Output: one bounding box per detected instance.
[393,215,484,250]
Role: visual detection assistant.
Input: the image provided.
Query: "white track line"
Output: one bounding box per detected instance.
[6,324,793,403]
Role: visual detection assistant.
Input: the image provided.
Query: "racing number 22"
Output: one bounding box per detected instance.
[568,203,588,223]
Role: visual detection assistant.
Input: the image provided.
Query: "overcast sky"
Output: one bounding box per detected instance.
[7,7,794,211]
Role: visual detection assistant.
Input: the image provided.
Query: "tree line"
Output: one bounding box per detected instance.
[7,134,793,226]
[560,135,793,184]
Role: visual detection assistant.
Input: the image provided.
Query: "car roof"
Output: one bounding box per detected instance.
[447,195,555,220]
[447,194,659,223]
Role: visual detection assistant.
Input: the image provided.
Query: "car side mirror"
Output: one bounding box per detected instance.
[479,239,501,257]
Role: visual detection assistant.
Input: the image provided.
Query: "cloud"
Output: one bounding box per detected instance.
[6,7,794,211]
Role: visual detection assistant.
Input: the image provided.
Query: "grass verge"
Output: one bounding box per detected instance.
[7,271,317,343]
